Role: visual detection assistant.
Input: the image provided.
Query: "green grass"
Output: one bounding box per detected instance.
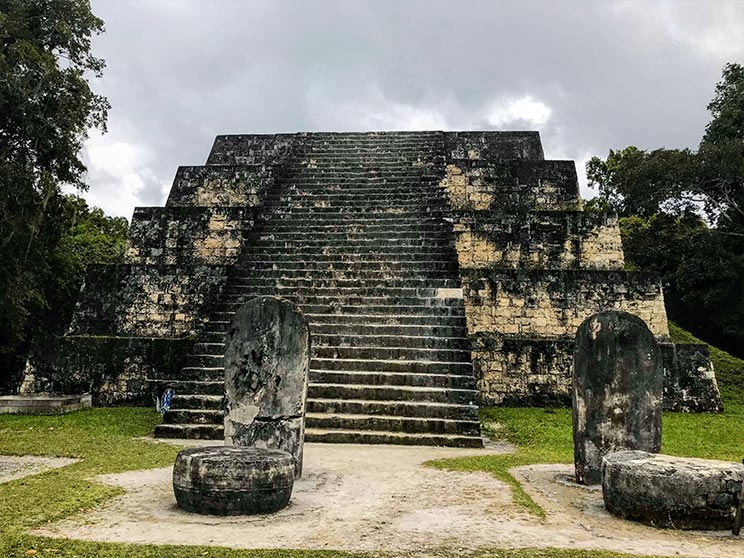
[428,321,744,517]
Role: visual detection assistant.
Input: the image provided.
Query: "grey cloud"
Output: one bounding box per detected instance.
[84,0,744,217]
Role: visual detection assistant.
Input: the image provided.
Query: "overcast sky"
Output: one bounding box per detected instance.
[80,0,744,218]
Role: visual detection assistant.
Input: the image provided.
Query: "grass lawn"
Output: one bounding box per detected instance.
[1,321,742,557]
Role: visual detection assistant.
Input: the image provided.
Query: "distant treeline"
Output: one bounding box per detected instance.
[586,63,744,358]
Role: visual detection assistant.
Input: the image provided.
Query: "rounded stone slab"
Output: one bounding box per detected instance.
[602,450,744,530]
[173,446,295,516]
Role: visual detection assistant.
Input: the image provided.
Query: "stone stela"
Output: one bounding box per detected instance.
[223,296,310,478]
[572,311,663,485]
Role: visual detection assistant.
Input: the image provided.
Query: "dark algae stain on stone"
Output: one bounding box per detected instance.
[572,311,663,485]
[223,296,310,477]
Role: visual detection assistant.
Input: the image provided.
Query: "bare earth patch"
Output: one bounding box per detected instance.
[0,455,77,484]
[35,444,744,557]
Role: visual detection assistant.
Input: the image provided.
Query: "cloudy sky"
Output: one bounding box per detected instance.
[81,0,744,218]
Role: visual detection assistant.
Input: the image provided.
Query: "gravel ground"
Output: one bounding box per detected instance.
[0,455,77,484]
[34,443,744,557]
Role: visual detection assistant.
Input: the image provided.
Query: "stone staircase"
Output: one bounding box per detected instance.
[154,132,483,447]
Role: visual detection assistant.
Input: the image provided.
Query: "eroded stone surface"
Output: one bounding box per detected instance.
[602,450,744,530]
[224,296,309,477]
[173,446,294,515]
[573,311,663,485]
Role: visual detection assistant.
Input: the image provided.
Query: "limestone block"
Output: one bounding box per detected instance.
[602,450,744,529]
[173,446,294,516]
[224,296,310,477]
[572,311,663,485]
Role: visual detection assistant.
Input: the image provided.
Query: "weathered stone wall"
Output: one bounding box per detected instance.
[472,334,722,411]
[206,134,297,165]
[441,160,580,212]
[444,131,544,161]
[69,264,230,338]
[471,334,574,406]
[461,269,669,339]
[453,210,624,270]
[661,343,724,412]
[166,165,275,207]
[23,337,193,406]
[125,207,253,266]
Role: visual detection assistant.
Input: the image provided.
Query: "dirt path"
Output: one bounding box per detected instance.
[0,455,77,484]
[35,443,744,557]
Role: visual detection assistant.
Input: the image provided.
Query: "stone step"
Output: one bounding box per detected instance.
[248,238,453,250]
[206,307,465,329]
[307,142,441,150]
[154,423,223,440]
[170,394,223,409]
[303,428,482,448]
[255,227,451,237]
[306,143,441,150]
[213,298,464,313]
[275,199,447,211]
[311,322,466,337]
[302,151,441,159]
[281,174,441,184]
[312,345,470,362]
[201,331,228,343]
[241,245,455,257]
[226,279,459,291]
[297,148,440,155]
[235,257,457,270]
[162,409,223,425]
[272,203,446,220]
[185,354,224,367]
[304,312,467,326]
[230,261,456,278]
[313,333,471,350]
[305,413,479,436]
[250,238,454,249]
[278,182,443,193]
[163,376,224,389]
[264,214,447,224]
[306,397,478,420]
[309,370,476,389]
[192,342,225,354]
[268,188,449,200]
[310,357,471,375]
[308,383,476,404]
[236,260,458,272]
[300,152,442,161]
[221,296,466,310]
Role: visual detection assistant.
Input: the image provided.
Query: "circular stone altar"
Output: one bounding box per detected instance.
[602,450,744,530]
[173,446,295,515]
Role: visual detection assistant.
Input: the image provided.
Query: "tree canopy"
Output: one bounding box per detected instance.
[0,0,121,392]
[587,62,744,357]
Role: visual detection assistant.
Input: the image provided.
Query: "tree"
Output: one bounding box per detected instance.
[0,0,110,391]
[586,63,744,357]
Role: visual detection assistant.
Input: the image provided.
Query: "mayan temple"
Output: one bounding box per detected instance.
[26,131,723,446]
